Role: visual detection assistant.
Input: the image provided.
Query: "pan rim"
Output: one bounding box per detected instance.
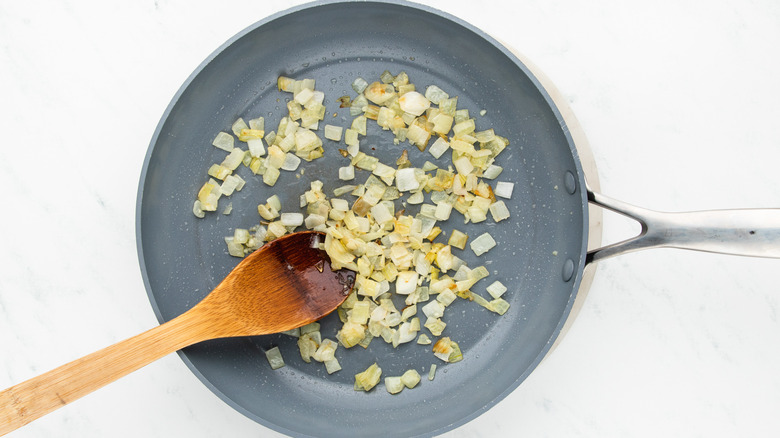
[134,1,592,436]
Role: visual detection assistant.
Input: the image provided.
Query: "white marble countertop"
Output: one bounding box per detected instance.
[2,0,779,436]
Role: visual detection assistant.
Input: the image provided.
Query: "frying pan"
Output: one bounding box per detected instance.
[136,1,780,437]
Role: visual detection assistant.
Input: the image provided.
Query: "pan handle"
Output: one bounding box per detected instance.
[586,190,780,264]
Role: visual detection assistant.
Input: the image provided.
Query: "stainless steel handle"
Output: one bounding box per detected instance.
[586,190,780,264]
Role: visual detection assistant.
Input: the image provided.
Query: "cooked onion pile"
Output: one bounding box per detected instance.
[192,70,515,393]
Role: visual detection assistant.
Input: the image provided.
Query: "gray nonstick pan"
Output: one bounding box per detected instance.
[136,1,780,437]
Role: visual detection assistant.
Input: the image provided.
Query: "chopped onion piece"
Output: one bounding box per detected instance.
[417,333,431,345]
[324,124,343,141]
[231,118,249,137]
[432,337,453,361]
[294,87,314,105]
[398,91,430,116]
[486,281,508,299]
[428,137,449,159]
[370,203,394,224]
[324,358,342,374]
[222,148,246,171]
[354,363,382,391]
[422,300,445,319]
[338,165,355,181]
[428,364,437,381]
[482,164,503,179]
[330,198,349,211]
[437,289,457,306]
[392,321,418,347]
[407,191,424,204]
[344,129,360,149]
[401,369,421,388]
[372,162,396,185]
[280,328,300,337]
[489,200,511,222]
[212,132,234,151]
[277,76,295,92]
[262,166,280,186]
[247,138,265,157]
[192,200,205,218]
[424,84,449,104]
[494,181,514,199]
[312,338,338,362]
[395,167,420,192]
[297,332,318,363]
[470,232,497,256]
[424,317,446,336]
[338,321,366,348]
[452,118,475,137]
[364,82,395,105]
[300,322,320,334]
[487,298,510,315]
[264,346,285,370]
[434,202,453,221]
[232,228,249,244]
[281,153,301,171]
[352,77,369,94]
[385,376,404,394]
[304,213,327,229]
[405,123,430,150]
[248,117,265,131]
[267,194,282,211]
[225,237,244,257]
[448,229,468,250]
[207,164,231,180]
[395,271,418,295]
[453,156,474,175]
[431,113,454,135]
[280,212,304,227]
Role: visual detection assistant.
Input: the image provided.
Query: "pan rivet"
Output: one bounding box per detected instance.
[564,171,577,195]
[562,259,575,282]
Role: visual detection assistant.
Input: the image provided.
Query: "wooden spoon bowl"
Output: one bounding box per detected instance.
[0,231,354,435]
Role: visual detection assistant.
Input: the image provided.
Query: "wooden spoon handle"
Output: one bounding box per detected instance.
[0,311,209,436]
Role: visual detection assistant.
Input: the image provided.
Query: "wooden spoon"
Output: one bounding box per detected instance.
[0,230,355,435]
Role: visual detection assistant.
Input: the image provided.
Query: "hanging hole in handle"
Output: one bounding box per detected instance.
[598,205,644,250]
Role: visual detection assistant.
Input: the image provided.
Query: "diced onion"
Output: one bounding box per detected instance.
[212,132,234,151]
[482,164,503,179]
[424,85,449,104]
[231,118,249,137]
[494,181,514,199]
[351,77,369,94]
[280,212,304,227]
[401,369,421,388]
[470,232,497,256]
[324,358,342,374]
[398,91,431,117]
[354,363,382,391]
[486,281,508,299]
[247,138,265,157]
[192,200,205,218]
[281,153,302,171]
[489,200,511,222]
[324,124,343,141]
[428,137,450,159]
[395,167,420,192]
[264,346,285,370]
[395,271,418,295]
[385,376,404,394]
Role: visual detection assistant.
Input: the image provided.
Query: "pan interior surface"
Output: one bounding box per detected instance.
[137,1,588,437]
